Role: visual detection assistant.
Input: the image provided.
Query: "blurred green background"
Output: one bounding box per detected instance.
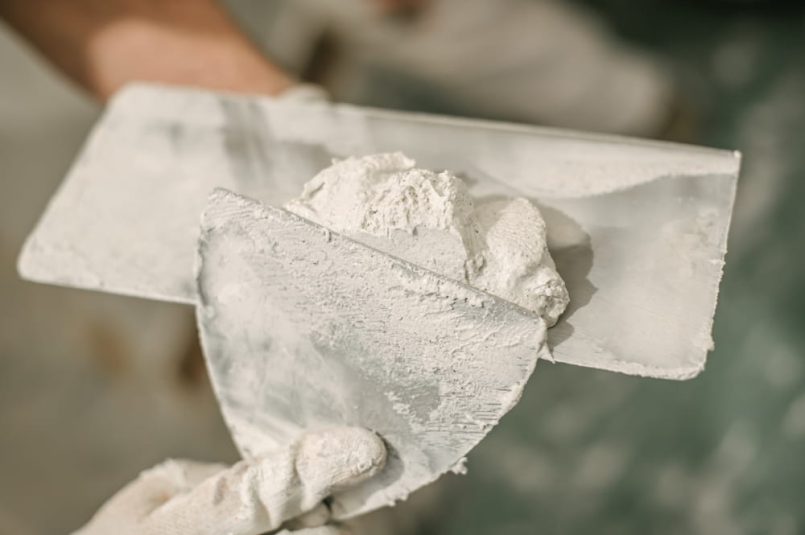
[435,2,805,534]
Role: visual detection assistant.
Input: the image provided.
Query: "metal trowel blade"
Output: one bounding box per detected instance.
[18,83,740,379]
[196,188,546,518]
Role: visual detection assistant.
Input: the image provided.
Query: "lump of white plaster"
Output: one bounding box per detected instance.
[285,152,569,326]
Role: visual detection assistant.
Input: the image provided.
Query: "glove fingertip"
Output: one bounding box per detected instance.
[297,427,387,490]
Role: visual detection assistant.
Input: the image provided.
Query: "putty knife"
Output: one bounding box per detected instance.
[18,83,739,516]
[197,188,548,516]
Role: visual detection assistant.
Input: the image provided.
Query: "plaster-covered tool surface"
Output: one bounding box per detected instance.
[196,189,546,517]
[18,84,739,379]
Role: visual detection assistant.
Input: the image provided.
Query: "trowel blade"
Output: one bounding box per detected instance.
[18,83,739,379]
[196,189,545,518]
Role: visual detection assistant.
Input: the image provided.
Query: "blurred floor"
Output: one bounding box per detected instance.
[2,1,805,534]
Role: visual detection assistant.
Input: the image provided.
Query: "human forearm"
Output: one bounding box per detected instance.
[0,0,295,101]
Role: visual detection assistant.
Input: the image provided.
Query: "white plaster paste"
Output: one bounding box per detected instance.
[285,152,569,326]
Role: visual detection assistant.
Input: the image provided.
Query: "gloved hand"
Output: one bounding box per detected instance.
[72,427,387,535]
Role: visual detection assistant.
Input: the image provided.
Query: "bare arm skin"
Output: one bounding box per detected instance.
[0,0,296,101]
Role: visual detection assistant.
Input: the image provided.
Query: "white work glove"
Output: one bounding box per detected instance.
[72,427,387,535]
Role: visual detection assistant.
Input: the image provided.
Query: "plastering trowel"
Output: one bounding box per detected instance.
[18,83,739,516]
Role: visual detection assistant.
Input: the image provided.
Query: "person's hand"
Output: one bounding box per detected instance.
[72,427,387,535]
[0,0,297,101]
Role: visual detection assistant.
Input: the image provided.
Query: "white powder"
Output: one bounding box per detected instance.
[285,152,569,326]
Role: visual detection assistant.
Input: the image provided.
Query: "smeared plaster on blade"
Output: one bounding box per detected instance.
[196,189,545,517]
